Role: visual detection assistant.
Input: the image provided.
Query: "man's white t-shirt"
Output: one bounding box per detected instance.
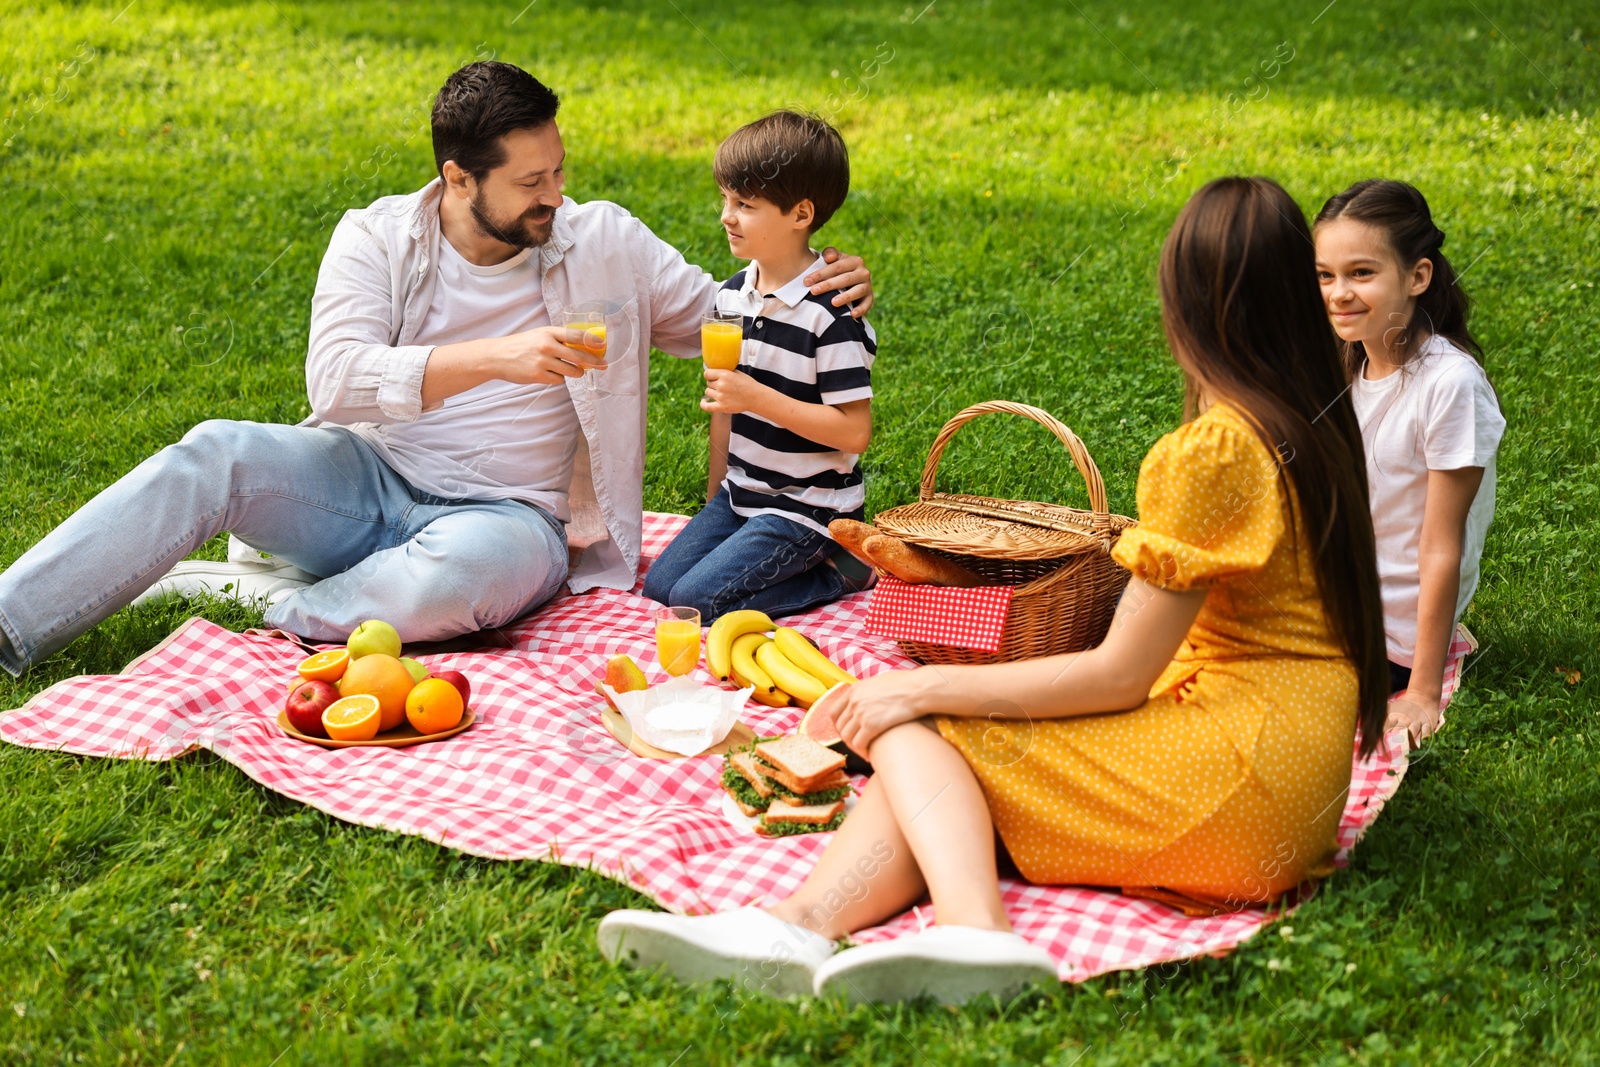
[1350,335,1505,666]
[352,237,581,520]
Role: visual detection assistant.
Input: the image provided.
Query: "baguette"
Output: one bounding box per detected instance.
[827,519,881,569]
[860,534,984,587]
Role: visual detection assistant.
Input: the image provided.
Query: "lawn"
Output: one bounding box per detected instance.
[2,0,1598,1062]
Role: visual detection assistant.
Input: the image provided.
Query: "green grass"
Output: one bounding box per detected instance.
[3,0,1598,1062]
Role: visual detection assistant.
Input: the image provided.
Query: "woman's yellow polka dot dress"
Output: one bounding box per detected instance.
[937,402,1359,915]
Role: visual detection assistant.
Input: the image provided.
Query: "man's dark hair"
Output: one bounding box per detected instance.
[713,111,849,233]
[431,62,560,181]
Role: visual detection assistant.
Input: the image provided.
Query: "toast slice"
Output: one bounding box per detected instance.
[729,751,775,798]
[753,735,845,786]
[756,797,846,836]
[755,759,850,798]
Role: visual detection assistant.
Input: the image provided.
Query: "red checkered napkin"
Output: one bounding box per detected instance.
[861,577,1015,653]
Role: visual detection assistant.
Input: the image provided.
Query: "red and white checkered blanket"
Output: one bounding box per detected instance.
[0,513,1474,982]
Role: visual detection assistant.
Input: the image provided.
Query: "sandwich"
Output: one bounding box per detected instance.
[720,734,852,836]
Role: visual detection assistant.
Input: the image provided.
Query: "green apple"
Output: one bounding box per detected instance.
[348,619,402,660]
[400,657,430,684]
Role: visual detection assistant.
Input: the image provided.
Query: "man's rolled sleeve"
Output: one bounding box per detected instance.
[306,213,432,425]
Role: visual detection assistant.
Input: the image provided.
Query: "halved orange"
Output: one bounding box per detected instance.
[297,648,351,683]
[322,694,381,741]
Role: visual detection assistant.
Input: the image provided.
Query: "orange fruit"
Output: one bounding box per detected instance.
[322,694,381,741]
[405,677,465,735]
[296,647,351,683]
[338,653,414,731]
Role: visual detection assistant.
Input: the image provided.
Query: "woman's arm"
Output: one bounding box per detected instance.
[828,576,1209,756]
[1388,465,1484,739]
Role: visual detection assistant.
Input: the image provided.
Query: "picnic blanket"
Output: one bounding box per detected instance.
[0,513,1473,983]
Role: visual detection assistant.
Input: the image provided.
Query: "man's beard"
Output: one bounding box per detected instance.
[468,189,555,249]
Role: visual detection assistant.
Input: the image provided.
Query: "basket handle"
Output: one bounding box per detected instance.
[918,400,1109,516]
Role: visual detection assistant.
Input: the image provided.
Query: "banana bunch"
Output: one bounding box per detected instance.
[706,610,856,708]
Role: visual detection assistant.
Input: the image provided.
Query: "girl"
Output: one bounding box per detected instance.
[1314,180,1505,745]
[595,177,1388,1005]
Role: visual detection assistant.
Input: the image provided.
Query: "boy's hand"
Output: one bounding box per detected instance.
[700,367,765,415]
[805,248,874,319]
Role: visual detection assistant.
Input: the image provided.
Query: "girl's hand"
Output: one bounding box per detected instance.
[1384,692,1441,749]
[829,668,946,757]
[701,368,765,415]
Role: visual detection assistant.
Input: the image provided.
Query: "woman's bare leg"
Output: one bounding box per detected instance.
[871,720,1011,931]
[766,776,928,940]
[770,720,1010,936]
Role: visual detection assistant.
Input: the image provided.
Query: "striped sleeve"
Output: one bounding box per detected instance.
[810,295,875,405]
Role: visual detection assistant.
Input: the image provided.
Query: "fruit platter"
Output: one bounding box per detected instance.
[279,619,475,749]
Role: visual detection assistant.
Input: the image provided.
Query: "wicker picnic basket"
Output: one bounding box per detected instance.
[871,401,1137,665]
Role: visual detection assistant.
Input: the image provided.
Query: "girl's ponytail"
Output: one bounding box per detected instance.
[1314,179,1482,378]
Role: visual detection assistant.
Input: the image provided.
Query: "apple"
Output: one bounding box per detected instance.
[348,619,402,660]
[433,669,471,709]
[285,679,339,737]
[400,657,430,684]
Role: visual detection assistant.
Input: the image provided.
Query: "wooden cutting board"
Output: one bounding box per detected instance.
[598,705,756,760]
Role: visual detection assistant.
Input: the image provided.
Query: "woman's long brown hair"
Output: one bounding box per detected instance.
[1159,176,1389,756]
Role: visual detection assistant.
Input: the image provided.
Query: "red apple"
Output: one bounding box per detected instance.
[433,669,470,709]
[285,679,339,737]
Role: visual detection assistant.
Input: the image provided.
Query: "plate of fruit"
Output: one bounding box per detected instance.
[279,619,475,749]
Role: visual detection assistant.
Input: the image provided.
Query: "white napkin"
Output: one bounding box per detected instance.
[602,676,752,756]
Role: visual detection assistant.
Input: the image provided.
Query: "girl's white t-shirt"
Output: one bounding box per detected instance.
[1350,335,1505,666]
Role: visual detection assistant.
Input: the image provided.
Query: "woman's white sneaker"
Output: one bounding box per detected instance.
[596,906,836,998]
[812,925,1058,1005]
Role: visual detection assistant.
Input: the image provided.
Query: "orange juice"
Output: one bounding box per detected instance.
[701,321,743,370]
[565,322,607,357]
[656,619,702,677]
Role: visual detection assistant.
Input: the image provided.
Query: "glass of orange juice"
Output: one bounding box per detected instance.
[701,311,743,371]
[655,606,702,677]
[562,302,608,362]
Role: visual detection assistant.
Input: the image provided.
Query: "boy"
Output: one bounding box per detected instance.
[642,111,877,620]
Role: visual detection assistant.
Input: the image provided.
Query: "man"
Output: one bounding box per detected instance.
[0,61,874,674]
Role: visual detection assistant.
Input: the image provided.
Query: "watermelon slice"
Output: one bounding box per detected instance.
[799,685,873,776]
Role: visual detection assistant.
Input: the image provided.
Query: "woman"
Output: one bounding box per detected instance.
[597,176,1389,1005]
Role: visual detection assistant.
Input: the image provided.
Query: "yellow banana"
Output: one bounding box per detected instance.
[774,627,857,688]
[706,609,774,681]
[755,641,828,706]
[730,633,777,694]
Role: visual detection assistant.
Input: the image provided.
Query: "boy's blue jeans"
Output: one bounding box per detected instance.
[642,489,849,620]
[0,420,569,675]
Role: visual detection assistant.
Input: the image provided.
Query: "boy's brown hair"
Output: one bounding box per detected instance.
[713,110,849,233]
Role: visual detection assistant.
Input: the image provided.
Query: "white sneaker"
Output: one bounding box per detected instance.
[596,906,836,998]
[813,925,1058,1005]
[131,559,317,607]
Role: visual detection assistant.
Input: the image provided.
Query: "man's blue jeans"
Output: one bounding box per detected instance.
[642,489,849,620]
[0,420,568,675]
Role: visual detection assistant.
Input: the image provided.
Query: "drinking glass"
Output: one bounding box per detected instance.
[561,301,609,362]
[701,311,743,371]
[655,606,702,677]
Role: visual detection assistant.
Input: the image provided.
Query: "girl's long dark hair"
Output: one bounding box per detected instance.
[1160,176,1389,757]
[1314,178,1482,379]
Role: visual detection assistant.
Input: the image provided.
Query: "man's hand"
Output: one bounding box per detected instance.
[700,367,768,415]
[805,247,874,318]
[491,326,609,384]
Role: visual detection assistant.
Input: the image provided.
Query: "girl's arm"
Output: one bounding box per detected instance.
[1389,465,1484,736]
[827,577,1209,756]
[706,413,730,502]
